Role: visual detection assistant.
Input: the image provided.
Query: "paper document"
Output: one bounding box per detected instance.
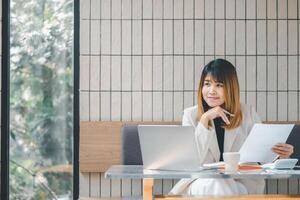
[239,124,294,163]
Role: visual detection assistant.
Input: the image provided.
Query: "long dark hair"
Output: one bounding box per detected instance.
[197,59,242,129]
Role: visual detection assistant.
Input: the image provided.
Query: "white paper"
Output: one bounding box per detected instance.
[239,124,294,163]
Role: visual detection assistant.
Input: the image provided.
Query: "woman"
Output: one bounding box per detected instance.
[169,59,294,196]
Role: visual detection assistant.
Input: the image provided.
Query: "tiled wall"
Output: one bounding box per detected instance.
[79,0,300,197]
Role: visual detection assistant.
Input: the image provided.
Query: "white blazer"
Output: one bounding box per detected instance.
[170,104,265,195]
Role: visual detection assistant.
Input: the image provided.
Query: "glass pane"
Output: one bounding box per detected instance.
[10,0,74,199]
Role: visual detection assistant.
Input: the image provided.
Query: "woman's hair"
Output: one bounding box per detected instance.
[197,58,242,129]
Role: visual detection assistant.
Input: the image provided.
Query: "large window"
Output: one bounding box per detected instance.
[7,0,77,199]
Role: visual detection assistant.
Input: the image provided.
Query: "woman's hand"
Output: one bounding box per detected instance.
[199,106,234,128]
[272,143,294,159]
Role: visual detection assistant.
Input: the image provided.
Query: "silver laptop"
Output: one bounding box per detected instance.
[138,125,202,171]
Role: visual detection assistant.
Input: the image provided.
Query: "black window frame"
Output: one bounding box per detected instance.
[1,0,80,199]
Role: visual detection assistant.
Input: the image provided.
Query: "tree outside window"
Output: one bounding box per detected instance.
[10,0,74,199]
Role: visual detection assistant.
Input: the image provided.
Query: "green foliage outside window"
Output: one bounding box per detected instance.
[10,0,74,199]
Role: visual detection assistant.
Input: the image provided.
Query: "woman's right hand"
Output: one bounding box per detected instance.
[199,106,232,128]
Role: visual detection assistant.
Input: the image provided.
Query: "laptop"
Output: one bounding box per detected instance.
[138,125,202,171]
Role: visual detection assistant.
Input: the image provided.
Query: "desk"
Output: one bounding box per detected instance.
[105,165,300,200]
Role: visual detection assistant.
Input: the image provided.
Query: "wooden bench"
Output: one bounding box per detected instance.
[80,121,180,172]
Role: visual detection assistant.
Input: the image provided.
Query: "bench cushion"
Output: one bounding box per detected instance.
[121,125,143,165]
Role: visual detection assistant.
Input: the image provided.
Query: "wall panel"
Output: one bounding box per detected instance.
[80,0,300,197]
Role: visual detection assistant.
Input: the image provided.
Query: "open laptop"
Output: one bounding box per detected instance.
[138,125,202,171]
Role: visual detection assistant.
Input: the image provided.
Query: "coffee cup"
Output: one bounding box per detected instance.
[223,152,240,173]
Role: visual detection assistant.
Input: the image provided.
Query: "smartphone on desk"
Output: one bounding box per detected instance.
[263,159,298,169]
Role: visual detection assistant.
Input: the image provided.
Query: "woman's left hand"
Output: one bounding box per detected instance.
[272,143,294,159]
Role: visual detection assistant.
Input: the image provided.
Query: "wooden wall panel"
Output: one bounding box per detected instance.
[80,121,180,172]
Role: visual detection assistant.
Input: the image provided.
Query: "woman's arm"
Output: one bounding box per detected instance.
[182,109,216,164]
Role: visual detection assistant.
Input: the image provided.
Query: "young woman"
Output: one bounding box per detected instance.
[169,59,294,196]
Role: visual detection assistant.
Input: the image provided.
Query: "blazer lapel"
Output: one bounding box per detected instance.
[210,126,240,161]
[188,110,220,161]
[224,128,239,152]
[188,107,198,128]
[188,107,237,161]
[209,121,221,162]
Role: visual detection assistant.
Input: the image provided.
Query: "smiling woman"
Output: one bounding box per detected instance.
[169,59,294,197]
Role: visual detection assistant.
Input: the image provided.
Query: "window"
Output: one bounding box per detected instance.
[1,0,79,199]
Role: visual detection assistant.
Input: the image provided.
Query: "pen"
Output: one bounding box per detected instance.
[222,109,235,117]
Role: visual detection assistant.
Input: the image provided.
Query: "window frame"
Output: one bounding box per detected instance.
[1,0,10,198]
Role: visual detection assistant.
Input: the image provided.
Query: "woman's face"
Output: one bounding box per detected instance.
[202,75,225,107]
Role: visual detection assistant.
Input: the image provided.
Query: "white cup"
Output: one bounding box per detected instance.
[223,152,240,173]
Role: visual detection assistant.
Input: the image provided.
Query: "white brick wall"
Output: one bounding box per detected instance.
[79,0,300,197]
